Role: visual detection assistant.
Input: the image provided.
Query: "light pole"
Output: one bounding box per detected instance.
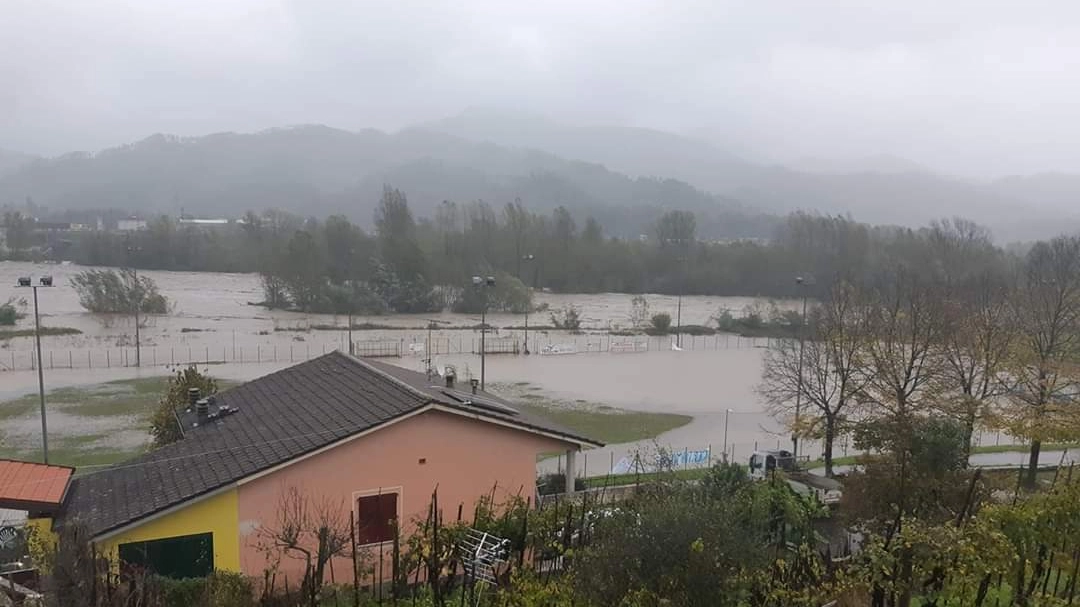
[793,276,809,458]
[472,275,496,390]
[723,408,733,463]
[17,276,54,464]
[522,254,535,355]
[126,244,142,368]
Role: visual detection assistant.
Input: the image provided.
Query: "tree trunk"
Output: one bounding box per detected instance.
[1025,439,1042,489]
[962,408,976,466]
[824,419,836,478]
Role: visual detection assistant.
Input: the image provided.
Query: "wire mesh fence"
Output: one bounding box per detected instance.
[0,333,776,372]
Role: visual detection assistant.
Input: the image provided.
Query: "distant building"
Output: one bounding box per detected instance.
[117,218,147,231]
[178,218,231,228]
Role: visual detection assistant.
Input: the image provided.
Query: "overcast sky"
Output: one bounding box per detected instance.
[4,1,1080,178]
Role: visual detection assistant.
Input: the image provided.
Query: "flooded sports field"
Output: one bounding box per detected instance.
[0,261,855,473]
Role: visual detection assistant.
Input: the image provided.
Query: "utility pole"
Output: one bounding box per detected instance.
[793,276,808,458]
[17,276,53,463]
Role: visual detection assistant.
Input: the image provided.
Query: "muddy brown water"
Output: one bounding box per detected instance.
[3,261,1018,477]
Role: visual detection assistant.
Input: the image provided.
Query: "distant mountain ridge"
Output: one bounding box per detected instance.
[417,109,1080,239]
[0,124,770,239]
[4,110,1080,240]
[0,149,37,179]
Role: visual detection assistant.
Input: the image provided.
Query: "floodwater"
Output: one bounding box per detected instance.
[3,260,1017,478]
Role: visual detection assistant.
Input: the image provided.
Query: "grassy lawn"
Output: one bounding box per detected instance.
[515,401,691,445]
[0,326,82,340]
[0,376,235,470]
[492,381,692,446]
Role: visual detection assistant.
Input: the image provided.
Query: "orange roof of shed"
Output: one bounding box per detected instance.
[0,459,73,512]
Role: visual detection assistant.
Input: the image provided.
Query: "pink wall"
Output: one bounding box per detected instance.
[236,409,572,584]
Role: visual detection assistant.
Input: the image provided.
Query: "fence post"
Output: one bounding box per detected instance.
[290,344,294,362]
[205,346,209,365]
[49,351,53,369]
[257,345,261,362]
[106,350,110,368]
[152,348,156,366]
[68,351,72,369]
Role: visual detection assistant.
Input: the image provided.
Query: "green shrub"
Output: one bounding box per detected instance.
[0,304,16,326]
[650,312,672,333]
[0,296,25,326]
[156,576,207,607]
[676,324,715,336]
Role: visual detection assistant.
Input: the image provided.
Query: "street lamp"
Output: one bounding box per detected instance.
[16,276,54,464]
[521,255,535,355]
[473,275,496,390]
[126,244,143,367]
[792,276,809,458]
[723,408,733,462]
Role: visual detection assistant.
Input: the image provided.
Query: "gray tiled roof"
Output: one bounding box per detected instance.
[59,352,600,538]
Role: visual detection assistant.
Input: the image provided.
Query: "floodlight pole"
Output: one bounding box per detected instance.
[127,244,142,367]
[473,275,496,390]
[723,408,732,462]
[522,254,535,355]
[32,286,48,463]
[18,278,52,463]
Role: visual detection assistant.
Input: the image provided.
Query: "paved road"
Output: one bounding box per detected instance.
[810,448,1079,476]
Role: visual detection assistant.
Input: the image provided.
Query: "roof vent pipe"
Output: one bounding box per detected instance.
[445,367,456,388]
[470,378,479,395]
[196,398,210,424]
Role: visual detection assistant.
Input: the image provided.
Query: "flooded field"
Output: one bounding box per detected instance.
[0,260,822,474]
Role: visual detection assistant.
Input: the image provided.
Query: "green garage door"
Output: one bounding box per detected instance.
[118,532,214,578]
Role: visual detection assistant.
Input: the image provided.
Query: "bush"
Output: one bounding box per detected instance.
[451,271,533,314]
[550,305,582,330]
[150,366,218,446]
[676,324,715,336]
[650,312,672,333]
[0,297,23,325]
[536,472,586,495]
[70,269,169,314]
[155,571,253,607]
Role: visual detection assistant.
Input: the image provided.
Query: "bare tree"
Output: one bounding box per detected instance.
[259,484,353,605]
[931,273,1013,460]
[760,281,869,477]
[1002,236,1080,488]
[856,266,947,454]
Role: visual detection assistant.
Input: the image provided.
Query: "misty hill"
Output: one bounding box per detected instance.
[0,149,36,179]
[417,109,1080,239]
[0,126,769,239]
[786,154,931,175]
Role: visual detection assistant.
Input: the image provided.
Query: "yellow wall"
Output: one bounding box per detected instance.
[96,487,240,572]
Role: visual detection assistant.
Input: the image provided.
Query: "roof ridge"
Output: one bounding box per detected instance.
[335,351,441,404]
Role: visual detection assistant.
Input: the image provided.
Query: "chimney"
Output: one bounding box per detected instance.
[444,367,456,388]
[188,387,200,409]
[196,398,209,424]
[470,378,479,395]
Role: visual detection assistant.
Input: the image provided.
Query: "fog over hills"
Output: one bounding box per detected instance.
[3,109,1080,241]
[0,122,771,239]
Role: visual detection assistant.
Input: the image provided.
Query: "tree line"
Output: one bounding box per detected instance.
[760,218,1080,490]
[43,185,1043,315]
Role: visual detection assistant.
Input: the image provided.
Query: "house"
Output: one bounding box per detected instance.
[13,352,600,581]
[116,218,147,231]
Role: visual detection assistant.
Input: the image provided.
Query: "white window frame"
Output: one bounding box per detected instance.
[352,486,403,548]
